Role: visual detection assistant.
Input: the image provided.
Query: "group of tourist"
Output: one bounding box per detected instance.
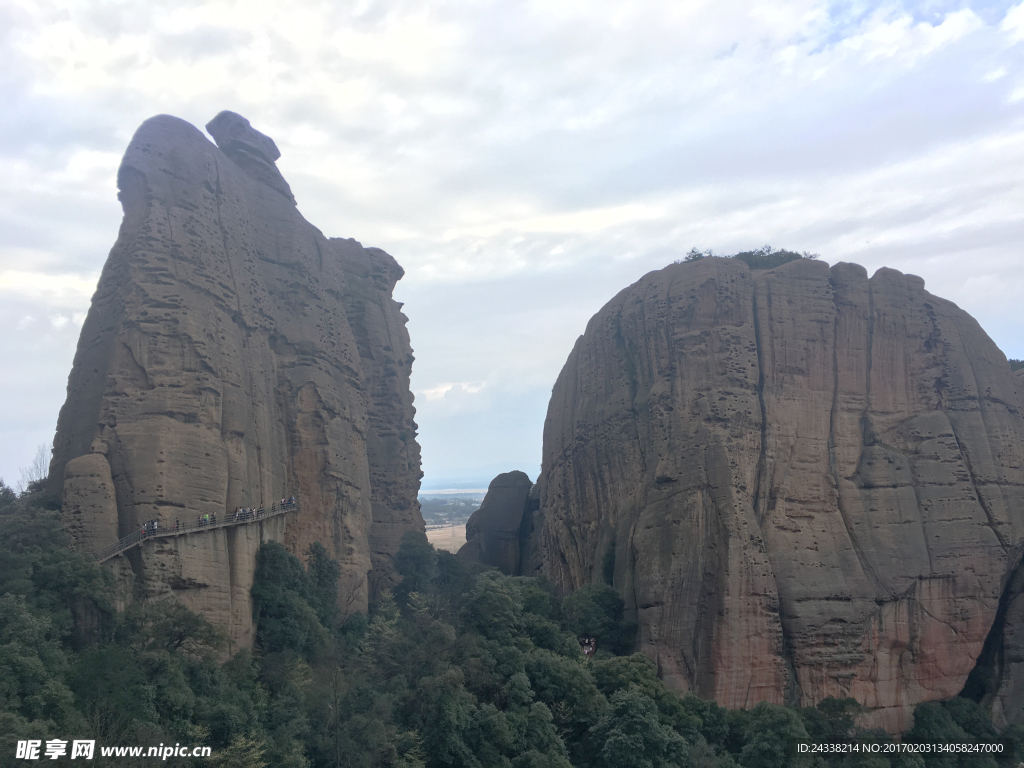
[234,507,261,522]
[232,497,295,522]
[134,497,298,540]
[139,518,185,537]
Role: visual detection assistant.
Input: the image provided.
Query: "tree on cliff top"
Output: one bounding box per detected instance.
[677,245,820,269]
[732,245,816,270]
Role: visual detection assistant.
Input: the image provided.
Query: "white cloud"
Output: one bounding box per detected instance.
[2,0,1023,484]
[0,152,121,204]
[0,269,98,303]
[421,383,454,401]
[1002,1,1024,43]
[453,201,667,239]
[420,381,486,402]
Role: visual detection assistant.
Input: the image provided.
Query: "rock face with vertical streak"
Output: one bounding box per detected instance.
[50,112,422,643]
[533,256,1024,730]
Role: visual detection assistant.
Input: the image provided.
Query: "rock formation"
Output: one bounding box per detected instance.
[50,111,422,645]
[457,471,538,573]
[530,256,1024,730]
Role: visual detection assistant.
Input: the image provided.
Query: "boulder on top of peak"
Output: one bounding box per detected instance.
[205,110,295,204]
[206,110,281,162]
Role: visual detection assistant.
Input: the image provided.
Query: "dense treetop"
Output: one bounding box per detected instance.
[0,482,1021,766]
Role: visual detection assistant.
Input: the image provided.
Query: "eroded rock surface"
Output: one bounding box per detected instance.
[51,112,422,643]
[117,514,288,650]
[534,256,1024,730]
[61,452,118,557]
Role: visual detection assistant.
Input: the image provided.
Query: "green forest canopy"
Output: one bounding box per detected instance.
[1,482,1022,767]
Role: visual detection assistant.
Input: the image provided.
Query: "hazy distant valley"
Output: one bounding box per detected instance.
[420,493,482,553]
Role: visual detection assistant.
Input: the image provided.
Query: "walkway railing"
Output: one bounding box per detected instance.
[96,499,298,563]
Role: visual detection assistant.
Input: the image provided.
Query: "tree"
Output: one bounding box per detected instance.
[71,645,159,737]
[210,734,269,768]
[588,687,689,768]
[259,653,313,768]
[524,649,606,762]
[306,542,341,629]
[0,594,76,725]
[394,530,437,603]
[904,700,1002,768]
[118,599,223,656]
[409,667,480,768]
[560,583,636,654]
[738,701,816,768]
[0,480,16,508]
[251,542,327,657]
[0,492,113,645]
[678,694,731,752]
[591,654,702,740]
[464,572,520,641]
[796,697,860,743]
[17,442,50,494]
[731,246,806,271]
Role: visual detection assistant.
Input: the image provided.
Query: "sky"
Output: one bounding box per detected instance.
[1,0,1023,490]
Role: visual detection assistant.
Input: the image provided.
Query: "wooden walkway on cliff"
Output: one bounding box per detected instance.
[95,499,298,564]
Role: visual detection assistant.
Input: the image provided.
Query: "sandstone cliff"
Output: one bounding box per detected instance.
[533,256,1024,729]
[50,112,423,643]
